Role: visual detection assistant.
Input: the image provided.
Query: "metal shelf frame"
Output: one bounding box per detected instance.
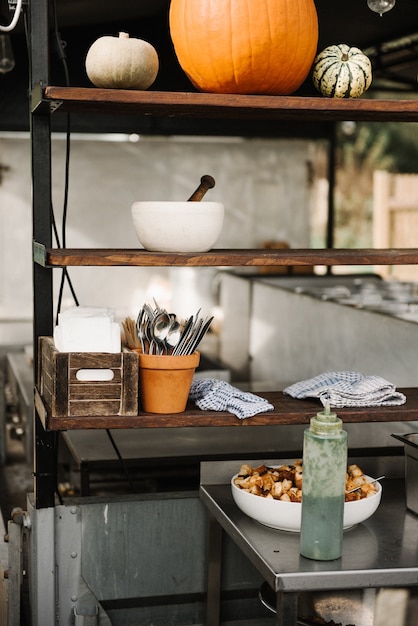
[29,0,418,509]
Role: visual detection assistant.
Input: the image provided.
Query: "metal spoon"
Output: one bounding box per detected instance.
[165,319,181,353]
[152,312,182,354]
[150,310,173,354]
[346,475,385,494]
[152,311,171,339]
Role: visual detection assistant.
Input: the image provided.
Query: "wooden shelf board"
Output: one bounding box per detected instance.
[37,87,418,123]
[33,243,418,268]
[35,387,418,431]
[31,88,418,432]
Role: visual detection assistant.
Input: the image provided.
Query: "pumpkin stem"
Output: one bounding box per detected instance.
[119,32,130,39]
[341,53,349,62]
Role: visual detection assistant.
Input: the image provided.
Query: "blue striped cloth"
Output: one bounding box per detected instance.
[189,379,274,419]
[283,371,406,408]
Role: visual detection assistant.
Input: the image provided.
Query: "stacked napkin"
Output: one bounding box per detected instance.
[283,371,406,408]
[189,379,274,419]
[54,306,121,353]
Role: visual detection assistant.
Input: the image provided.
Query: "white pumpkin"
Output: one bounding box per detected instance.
[312,44,372,98]
[85,32,159,90]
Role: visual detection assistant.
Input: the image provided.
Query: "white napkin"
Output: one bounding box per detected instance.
[54,306,121,353]
[189,378,274,419]
[283,371,406,408]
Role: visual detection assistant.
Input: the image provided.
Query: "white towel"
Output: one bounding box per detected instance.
[283,371,406,408]
[189,379,274,419]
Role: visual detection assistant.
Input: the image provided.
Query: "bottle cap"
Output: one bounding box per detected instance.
[310,400,343,435]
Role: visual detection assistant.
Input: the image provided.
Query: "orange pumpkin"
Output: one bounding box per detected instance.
[169,0,319,96]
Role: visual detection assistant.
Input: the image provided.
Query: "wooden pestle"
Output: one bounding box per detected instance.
[188,174,216,201]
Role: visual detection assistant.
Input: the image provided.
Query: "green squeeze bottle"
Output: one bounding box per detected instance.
[300,401,348,561]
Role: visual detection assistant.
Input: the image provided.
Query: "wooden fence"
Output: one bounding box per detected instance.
[373,170,418,280]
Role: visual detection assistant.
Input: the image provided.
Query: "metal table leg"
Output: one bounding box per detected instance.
[206,513,223,626]
[276,591,298,626]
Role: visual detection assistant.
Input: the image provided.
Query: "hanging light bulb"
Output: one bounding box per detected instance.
[0,34,14,73]
[367,0,396,16]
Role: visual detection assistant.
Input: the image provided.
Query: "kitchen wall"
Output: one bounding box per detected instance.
[0,132,317,349]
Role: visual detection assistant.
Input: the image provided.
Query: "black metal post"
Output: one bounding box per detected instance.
[29,0,56,508]
[205,514,223,626]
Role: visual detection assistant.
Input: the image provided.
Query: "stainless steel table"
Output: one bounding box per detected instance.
[199,460,418,626]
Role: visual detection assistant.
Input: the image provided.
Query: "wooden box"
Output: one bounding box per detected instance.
[38,336,139,417]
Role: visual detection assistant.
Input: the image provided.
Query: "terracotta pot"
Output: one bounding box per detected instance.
[137,351,200,414]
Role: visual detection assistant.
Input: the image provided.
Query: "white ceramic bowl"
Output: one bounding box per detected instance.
[231,474,382,532]
[131,201,224,253]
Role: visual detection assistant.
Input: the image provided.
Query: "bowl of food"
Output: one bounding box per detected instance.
[131,201,224,253]
[231,461,382,532]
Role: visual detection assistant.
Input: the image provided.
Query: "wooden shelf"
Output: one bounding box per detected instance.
[31,85,418,431]
[35,386,418,431]
[33,243,418,268]
[32,86,418,123]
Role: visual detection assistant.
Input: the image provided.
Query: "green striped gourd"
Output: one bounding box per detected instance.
[312,44,372,98]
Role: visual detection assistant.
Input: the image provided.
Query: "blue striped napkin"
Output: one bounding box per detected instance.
[283,371,406,408]
[189,379,274,419]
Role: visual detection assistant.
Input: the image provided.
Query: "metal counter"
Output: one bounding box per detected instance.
[200,459,418,626]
